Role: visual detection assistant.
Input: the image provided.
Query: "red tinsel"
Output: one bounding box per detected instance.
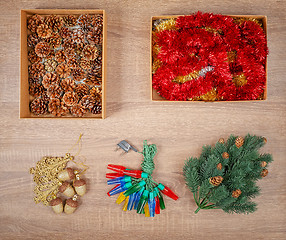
[152,12,268,101]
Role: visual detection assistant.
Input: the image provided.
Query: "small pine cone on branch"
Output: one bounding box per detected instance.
[45,15,64,32]
[62,91,79,106]
[56,63,71,79]
[222,152,229,159]
[48,98,69,117]
[72,67,86,81]
[29,78,46,97]
[36,24,52,39]
[27,14,43,33]
[209,176,223,186]
[44,59,57,72]
[79,95,96,110]
[28,50,41,63]
[216,163,222,170]
[82,45,98,61]
[218,138,225,144]
[42,72,59,89]
[261,161,267,168]
[35,41,51,58]
[61,78,76,92]
[90,102,102,114]
[29,62,45,78]
[47,32,62,49]
[27,33,40,47]
[232,189,242,198]
[72,29,84,44]
[30,97,48,115]
[70,104,87,117]
[47,84,64,99]
[261,169,268,177]
[55,50,67,63]
[75,83,89,99]
[235,136,244,148]
[63,15,77,27]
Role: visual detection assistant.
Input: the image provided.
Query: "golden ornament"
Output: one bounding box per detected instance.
[50,197,63,214]
[64,198,78,214]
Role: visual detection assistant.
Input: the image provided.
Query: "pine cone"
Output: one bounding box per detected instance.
[62,38,75,50]
[84,73,101,86]
[63,15,77,27]
[64,48,75,59]
[261,161,267,168]
[90,87,102,100]
[61,78,76,92]
[72,67,86,81]
[44,59,57,72]
[36,24,52,39]
[78,14,91,30]
[47,32,62,49]
[82,45,98,60]
[28,50,40,63]
[30,97,48,115]
[72,29,84,44]
[91,15,103,27]
[92,55,102,66]
[47,84,63,99]
[42,72,59,89]
[70,104,87,117]
[27,14,43,33]
[222,152,229,159]
[75,83,89,99]
[55,50,67,63]
[67,57,78,69]
[45,15,64,32]
[62,91,79,106]
[86,30,102,45]
[29,62,45,78]
[90,64,102,77]
[209,176,223,186]
[48,98,69,117]
[59,27,72,39]
[29,78,46,97]
[216,163,222,170]
[261,169,268,177]
[232,189,242,198]
[90,102,102,114]
[45,50,55,60]
[27,33,40,47]
[218,138,225,144]
[35,41,51,58]
[79,95,96,110]
[263,137,267,143]
[56,63,71,78]
[235,137,244,148]
[80,58,91,70]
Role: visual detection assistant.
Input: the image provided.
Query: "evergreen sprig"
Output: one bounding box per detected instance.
[183,134,273,214]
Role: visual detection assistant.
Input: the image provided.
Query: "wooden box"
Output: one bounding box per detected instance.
[150,15,267,102]
[20,9,106,118]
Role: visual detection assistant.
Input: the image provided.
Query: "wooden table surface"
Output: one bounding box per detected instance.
[0,0,285,239]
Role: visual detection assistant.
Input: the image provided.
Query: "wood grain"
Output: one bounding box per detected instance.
[0,0,285,239]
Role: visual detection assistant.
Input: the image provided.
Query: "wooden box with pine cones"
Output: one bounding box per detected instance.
[20,9,106,118]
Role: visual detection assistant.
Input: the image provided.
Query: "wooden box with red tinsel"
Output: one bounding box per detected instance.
[20,9,106,118]
[151,12,268,101]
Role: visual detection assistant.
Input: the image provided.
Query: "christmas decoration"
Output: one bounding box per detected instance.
[26,13,103,117]
[152,12,268,101]
[106,141,178,217]
[29,134,88,214]
[183,134,273,214]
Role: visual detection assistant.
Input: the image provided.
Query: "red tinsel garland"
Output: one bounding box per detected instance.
[152,12,268,101]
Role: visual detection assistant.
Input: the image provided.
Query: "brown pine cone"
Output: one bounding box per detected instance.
[59,27,72,39]
[90,64,102,77]
[29,62,45,78]
[79,95,96,110]
[261,169,268,177]
[67,57,78,69]
[235,136,244,148]
[80,58,91,70]
[42,72,59,89]
[62,38,75,50]
[261,161,267,168]
[28,50,40,63]
[62,91,79,106]
[63,15,77,27]
[74,42,85,55]
[216,163,222,170]
[47,32,62,49]
[56,63,71,78]
[84,73,101,86]
[232,189,242,198]
[222,152,229,159]
[47,84,63,99]
[44,59,57,72]
[91,15,103,27]
[55,50,67,63]
[75,83,89,99]
[86,30,102,45]
[30,97,48,115]
[92,55,102,66]
[90,86,102,100]
[72,67,86,81]
[61,78,76,92]
[45,50,55,60]
[78,14,91,29]
[27,33,40,47]
[48,98,69,117]
[218,138,225,144]
[82,45,98,60]
[36,24,52,39]
[29,78,46,97]
[35,41,51,58]
[64,48,75,59]
[45,15,64,32]
[27,14,43,33]
[90,102,102,114]
[209,176,223,186]
[70,104,87,117]
[72,29,84,44]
